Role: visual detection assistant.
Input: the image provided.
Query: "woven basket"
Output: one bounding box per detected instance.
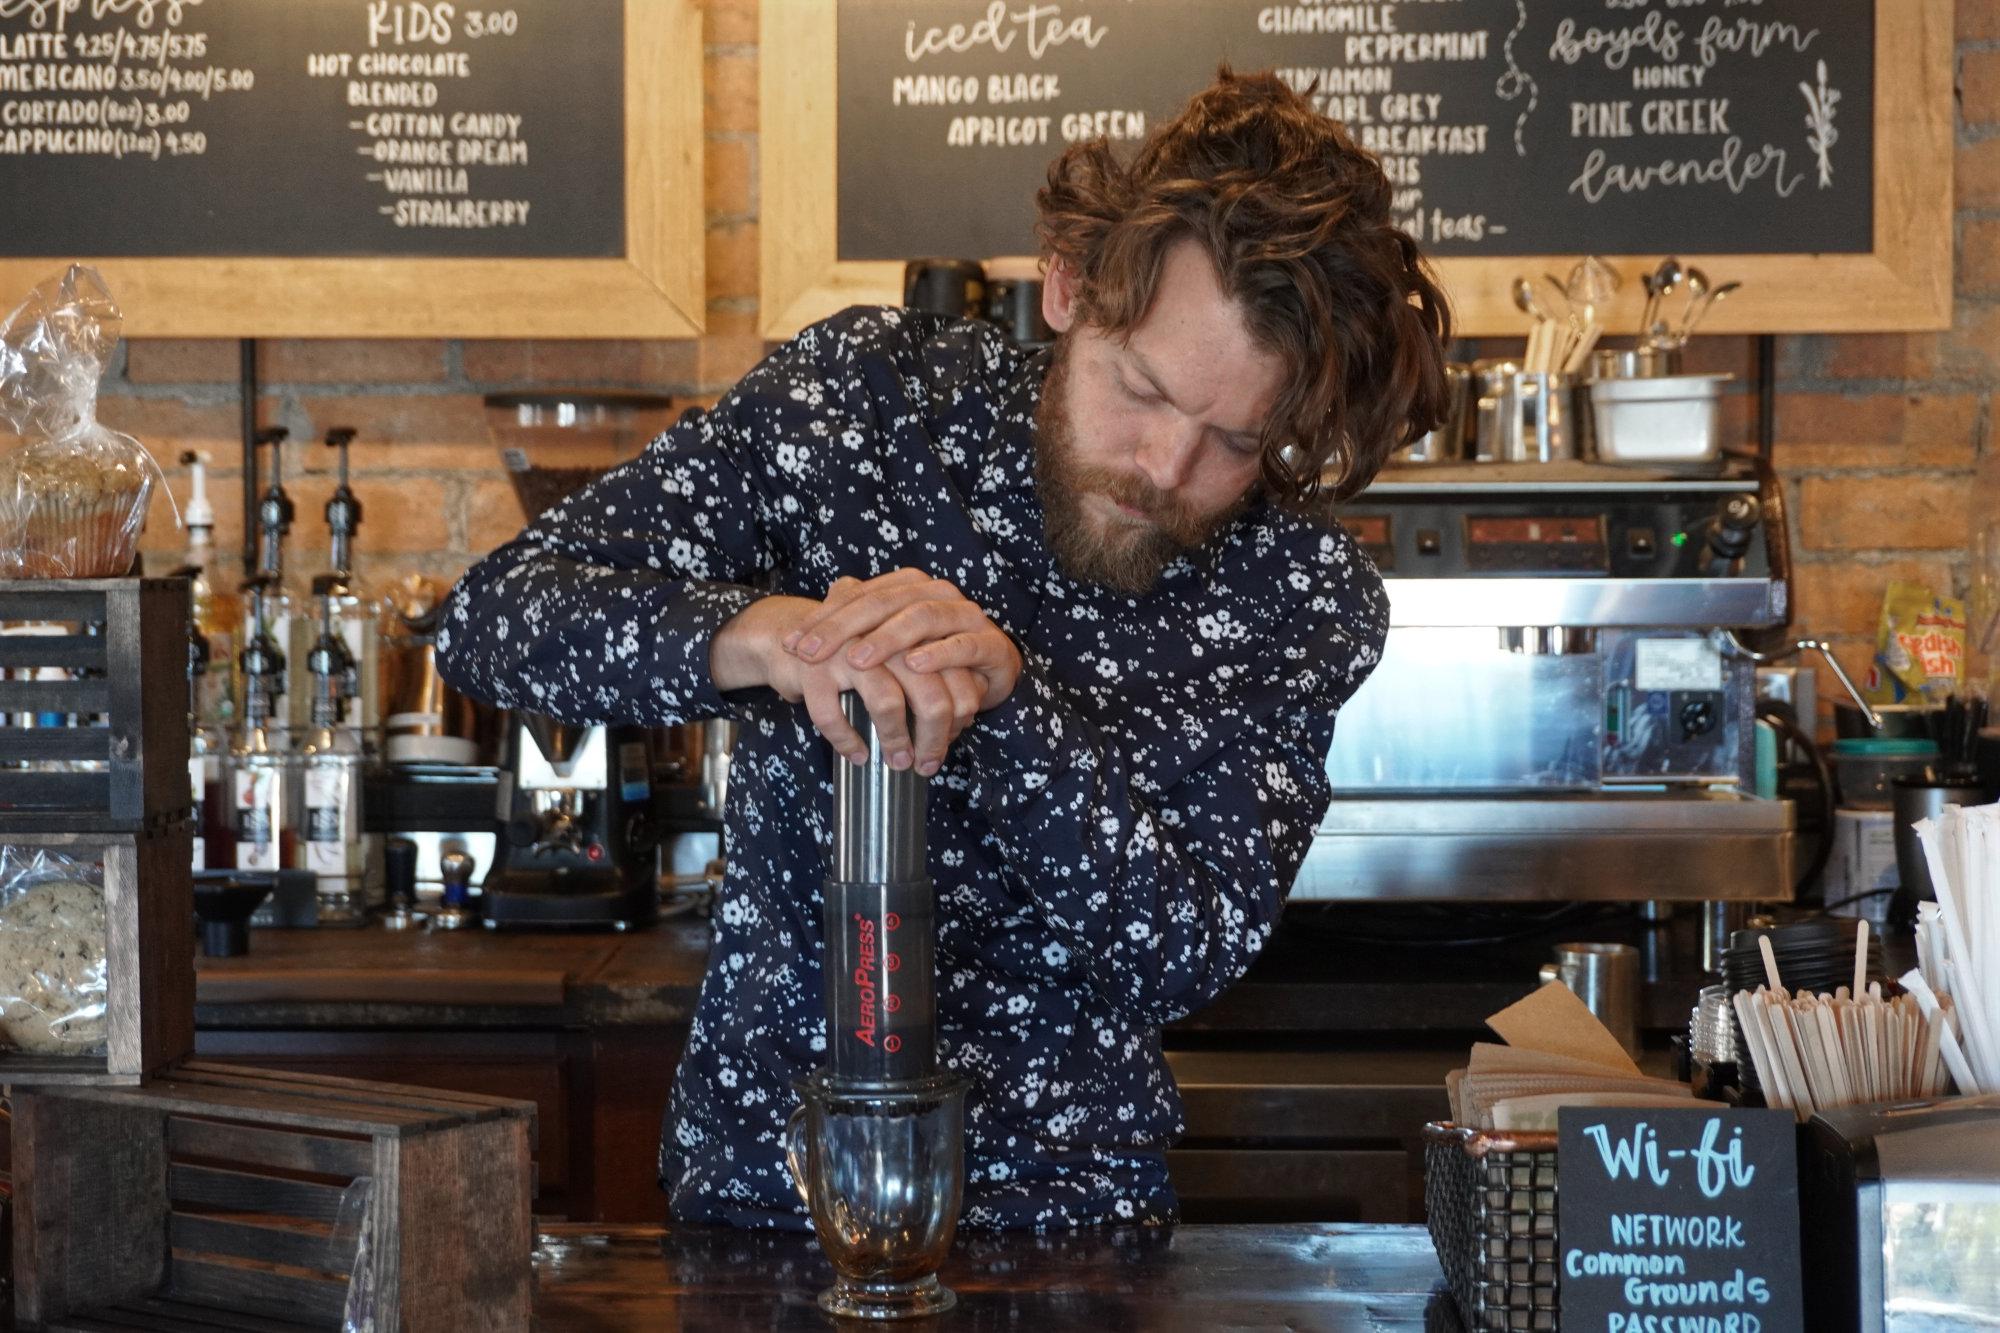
[1423,1122,1561,1332]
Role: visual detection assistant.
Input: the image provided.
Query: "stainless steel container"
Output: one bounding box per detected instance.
[1893,778,1990,901]
[1539,942,1641,1057]
[1589,374,1732,464]
[1472,366,1578,463]
[1393,364,1472,464]
[1590,346,1684,379]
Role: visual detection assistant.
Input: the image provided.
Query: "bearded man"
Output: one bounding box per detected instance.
[438,68,1451,1230]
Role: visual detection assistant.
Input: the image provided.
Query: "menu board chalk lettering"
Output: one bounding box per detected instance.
[0,0,625,259]
[836,0,1873,262]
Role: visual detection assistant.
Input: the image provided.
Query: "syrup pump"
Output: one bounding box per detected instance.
[317,427,380,743]
[243,427,302,734]
[784,692,966,1320]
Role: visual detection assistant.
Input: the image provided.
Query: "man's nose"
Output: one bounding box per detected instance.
[1134,419,1201,494]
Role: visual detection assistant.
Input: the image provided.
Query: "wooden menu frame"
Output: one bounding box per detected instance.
[761,0,1953,338]
[0,1,703,338]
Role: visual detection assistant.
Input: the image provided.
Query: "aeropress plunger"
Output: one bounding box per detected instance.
[785,691,967,1320]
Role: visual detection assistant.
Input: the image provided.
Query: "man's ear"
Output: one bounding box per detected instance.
[1042,256,1080,334]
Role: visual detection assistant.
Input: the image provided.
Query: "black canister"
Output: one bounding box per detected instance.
[822,692,936,1084]
[903,259,986,320]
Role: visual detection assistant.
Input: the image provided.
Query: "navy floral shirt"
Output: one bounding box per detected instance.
[437,308,1387,1230]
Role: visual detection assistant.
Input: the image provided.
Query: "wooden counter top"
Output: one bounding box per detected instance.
[194,917,715,1028]
[532,1222,1457,1330]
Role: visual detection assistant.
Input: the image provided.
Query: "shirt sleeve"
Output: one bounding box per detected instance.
[956,606,1385,1026]
[436,342,838,726]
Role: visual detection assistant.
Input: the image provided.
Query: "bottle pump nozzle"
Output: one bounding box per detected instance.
[324,428,360,580]
[306,576,355,729]
[254,427,294,578]
[239,579,284,727]
[179,450,215,533]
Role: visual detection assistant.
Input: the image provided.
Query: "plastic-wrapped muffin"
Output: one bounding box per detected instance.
[0,266,159,578]
[0,439,151,577]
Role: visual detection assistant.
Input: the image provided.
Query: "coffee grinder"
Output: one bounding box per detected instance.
[784,692,966,1320]
[481,713,658,929]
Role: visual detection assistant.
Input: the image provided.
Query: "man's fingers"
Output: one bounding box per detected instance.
[940,667,983,735]
[905,632,1020,710]
[782,576,867,653]
[851,669,915,769]
[893,666,958,775]
[846,600,971,669]
[794,574,956,663]
[884,661,983,776]
[904,631,997,673]
[802,676,867,764]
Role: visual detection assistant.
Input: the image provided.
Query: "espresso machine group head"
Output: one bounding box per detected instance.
[482,712,658,930]
[785,692,966,1320]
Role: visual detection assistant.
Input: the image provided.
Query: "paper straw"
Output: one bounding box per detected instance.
[1982,811,2000,1081]
[1901,968,1984,1095]
[1916,816,1999,1088]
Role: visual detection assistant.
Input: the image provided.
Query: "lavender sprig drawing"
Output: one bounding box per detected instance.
[1801,60,1839,188]
[1495,0,1537,156]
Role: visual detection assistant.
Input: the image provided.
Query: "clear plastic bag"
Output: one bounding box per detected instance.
[334,1175,380,1333]
[0,845,108,1056]
[0,265,166,578]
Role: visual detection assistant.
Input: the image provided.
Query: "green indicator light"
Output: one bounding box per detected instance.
[1671,531,1689,547]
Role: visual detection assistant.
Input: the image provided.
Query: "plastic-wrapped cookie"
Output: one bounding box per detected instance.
[0,876,109,1056]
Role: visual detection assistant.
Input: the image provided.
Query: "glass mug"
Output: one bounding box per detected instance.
[783,1069,967,1320]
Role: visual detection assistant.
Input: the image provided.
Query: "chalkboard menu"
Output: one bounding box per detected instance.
[1558,1107,1804,1333]
[836,0,1873,262]
[0,0,624,259]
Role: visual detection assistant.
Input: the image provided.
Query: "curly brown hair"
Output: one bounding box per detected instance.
[1036,67,1452,503]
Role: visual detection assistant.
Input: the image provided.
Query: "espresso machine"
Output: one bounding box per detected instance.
[1299,460,1827,943]
[785,692,966,1320]
[481,713,658,929]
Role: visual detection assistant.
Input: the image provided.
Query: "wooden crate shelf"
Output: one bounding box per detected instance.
[0,578,192,836]
[0,825,193,1086]
[13,1062,537,1332]
[0,578,196,1084]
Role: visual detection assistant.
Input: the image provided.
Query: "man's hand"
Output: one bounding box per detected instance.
[709,586,1000,775]
[783,569,1023,710]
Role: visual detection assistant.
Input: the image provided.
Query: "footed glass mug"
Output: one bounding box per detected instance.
[784,1069,967,1320]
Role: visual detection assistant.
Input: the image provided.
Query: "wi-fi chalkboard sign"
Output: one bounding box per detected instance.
[1558,1106,1805,1333]
[0,0,705,336]
[762,0,1951,337]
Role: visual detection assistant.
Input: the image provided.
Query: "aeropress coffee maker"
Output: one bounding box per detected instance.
[785,692,967,1319]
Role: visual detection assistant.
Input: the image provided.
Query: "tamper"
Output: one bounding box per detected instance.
[433,849,477,930]
[785,692,966,1320]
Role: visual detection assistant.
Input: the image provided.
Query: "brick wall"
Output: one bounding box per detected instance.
[108,0,1989,714]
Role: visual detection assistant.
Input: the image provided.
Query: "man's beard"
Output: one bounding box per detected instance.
[1033,338,1253,596]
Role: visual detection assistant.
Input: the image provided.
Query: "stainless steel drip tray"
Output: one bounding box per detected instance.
[1290,791,1794,903]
